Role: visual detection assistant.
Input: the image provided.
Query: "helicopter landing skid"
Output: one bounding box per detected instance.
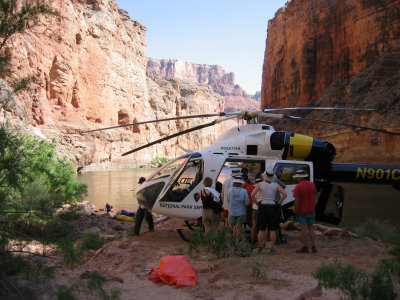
[176,220,200,242]
[176,228,192,242]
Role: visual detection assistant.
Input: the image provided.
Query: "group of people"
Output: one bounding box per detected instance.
[132,167,318,255]
[200,167,318,255]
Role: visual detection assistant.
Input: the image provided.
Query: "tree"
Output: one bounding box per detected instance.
[0,1,95,298]
[0,0,58,74]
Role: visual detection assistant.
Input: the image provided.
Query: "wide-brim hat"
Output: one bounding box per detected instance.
[293,170,309,178]
[233,179,244,184]
[231,169,242,177]
[262,171,274,181]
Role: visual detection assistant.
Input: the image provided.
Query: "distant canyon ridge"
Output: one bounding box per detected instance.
[1,0,399,168]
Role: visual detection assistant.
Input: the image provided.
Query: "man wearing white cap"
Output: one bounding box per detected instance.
[293,169,317,253]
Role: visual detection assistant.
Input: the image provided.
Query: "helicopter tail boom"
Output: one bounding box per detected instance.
[329,162,400,186]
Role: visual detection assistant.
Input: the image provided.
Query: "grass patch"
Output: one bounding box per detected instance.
[189,226,252,258]
[251,257,268,279]
[313,222,400,299]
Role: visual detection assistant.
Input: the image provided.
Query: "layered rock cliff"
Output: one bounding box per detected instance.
[1,0,229,168]
[261,0,400,164]
[147,58,260,112]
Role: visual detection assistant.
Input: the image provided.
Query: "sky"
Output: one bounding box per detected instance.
[116,0,288,95]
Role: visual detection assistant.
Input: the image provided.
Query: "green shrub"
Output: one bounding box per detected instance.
[58,271,121,300]
[189,226,252,258]
[251,257,268,279]
[78,232,106,252]
[354,219,394,242]
[314,223,400,300]
[314,258,369,299]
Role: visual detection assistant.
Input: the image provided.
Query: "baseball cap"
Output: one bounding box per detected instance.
[138,177,146,184]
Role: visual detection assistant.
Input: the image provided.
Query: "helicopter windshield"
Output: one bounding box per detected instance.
[147,157,191,182]
[159,159,203,203]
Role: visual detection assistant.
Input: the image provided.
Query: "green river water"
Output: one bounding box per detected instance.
[76,168,400,223]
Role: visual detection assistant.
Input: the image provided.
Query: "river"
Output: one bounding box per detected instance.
[76,169,400,224]
[76,168,155,214]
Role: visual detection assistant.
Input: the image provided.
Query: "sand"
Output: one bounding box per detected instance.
[43,214,389,300]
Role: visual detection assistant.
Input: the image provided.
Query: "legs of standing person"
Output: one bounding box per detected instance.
[256,205,267,249]
[204,223,210,233]
[246,205,252,230]
[307,213,317,252]
[234,222,243,236]
[276,205,286,243]
[134,206,145,236]
[299,223,308,247]
[251,209,257,244]
[212,212,220,231]
[144,209,154,231]
[265,205,280,250]
[257,229,267,248]
[269,229,277,249]
[308,224,316,245]
[296,213,316,253]
[202,209,211,233]
[222,209,230,227]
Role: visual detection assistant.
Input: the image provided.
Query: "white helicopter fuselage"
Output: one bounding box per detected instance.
[136,124,318,220]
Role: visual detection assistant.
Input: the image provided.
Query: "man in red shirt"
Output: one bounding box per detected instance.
[293,169,317,253]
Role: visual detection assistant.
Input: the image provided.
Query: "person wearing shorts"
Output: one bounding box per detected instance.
[221,169,241,226]
[200,177,221,232]
[227,179,249,235]
[251,172,286,254]
[293,169,318,253]
[251,177,262,244]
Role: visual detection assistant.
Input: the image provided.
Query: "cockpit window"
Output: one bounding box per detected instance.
[160,159,203,202]
[147,157,190,182]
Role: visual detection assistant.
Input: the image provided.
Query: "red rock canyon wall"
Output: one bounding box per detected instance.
[1,0,230,168]
[261,0,400,164]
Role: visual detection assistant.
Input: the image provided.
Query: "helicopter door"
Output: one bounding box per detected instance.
[272,161,313,220]
[314,183,345,225]
[272,160,344,225]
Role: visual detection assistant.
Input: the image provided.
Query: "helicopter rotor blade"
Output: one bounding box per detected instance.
[259,113,400,135]
[121,116,237,156]
[82,112,227,134]
[263,107,374,112]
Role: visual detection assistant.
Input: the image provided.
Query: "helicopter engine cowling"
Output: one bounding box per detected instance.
[270,131,336,162]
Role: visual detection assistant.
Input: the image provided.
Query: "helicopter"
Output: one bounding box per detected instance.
[84,108,400,234]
